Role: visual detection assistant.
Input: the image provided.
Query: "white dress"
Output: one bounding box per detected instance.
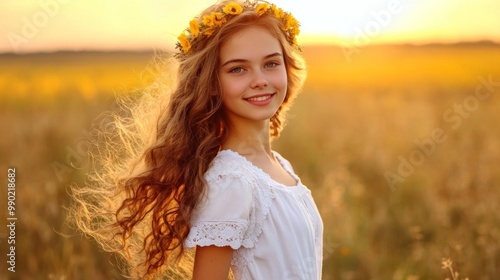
[185,150,323,280]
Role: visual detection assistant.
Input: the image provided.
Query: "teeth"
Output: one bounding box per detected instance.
[247,95,271,102]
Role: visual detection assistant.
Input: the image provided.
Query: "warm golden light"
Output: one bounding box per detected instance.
[2,2,500,280]
[1,0,499,53]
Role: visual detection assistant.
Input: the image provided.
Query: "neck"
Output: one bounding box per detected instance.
[222,119,272,156]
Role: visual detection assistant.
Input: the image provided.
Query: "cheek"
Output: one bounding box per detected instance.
[276,69,288,91]
[221,82,239,98]
[220,81,242,106]
[221,75,248,97]
[219,77,232,96]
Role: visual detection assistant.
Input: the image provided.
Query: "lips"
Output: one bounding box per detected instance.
[243,93,275,101]
[243,93,276,106]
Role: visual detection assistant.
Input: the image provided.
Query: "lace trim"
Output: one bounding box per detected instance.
[205,150,318,279]
[194,150,311,276]
[206,150,277,276]
[185,220,249,249]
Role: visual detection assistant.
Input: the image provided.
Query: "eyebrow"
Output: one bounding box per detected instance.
[220,52,283,68]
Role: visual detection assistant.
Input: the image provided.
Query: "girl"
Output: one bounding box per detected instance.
[71,1,323,279]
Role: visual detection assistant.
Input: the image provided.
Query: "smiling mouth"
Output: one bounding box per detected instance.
[244,93,275,102]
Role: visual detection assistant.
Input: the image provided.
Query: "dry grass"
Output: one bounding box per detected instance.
[1,43,499,279]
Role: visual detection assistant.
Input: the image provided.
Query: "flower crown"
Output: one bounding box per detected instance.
[176,1,300,55]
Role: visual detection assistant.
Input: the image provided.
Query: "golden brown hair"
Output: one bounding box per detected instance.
[69,0,306,278]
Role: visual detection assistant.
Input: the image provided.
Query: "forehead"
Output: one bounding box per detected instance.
[219,27,283,61]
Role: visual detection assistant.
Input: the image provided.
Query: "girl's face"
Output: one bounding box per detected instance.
[218,26,287,127]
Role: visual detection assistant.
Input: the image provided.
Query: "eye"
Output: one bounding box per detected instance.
[229,67,244,73]
[265,61,280,68]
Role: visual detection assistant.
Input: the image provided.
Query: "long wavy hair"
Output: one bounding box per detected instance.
[69,0,306,278]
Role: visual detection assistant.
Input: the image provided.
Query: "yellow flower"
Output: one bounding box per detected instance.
[274,7,285,19]
[202,13,216,28]
[204,12,226,28]
[222,2,243,15]
[204,27,215,36]
[255,3,269,15]
[178,33,191,53]
[285,13,298,30]
[176,2,300,55]
[283,13,300,38]
[213,12,227,26]
[270,5,284,19]
[189,20,200,38]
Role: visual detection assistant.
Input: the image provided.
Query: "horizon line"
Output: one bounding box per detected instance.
[1,39,499,55]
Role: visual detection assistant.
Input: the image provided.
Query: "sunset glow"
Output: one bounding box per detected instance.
[1,0,500,53]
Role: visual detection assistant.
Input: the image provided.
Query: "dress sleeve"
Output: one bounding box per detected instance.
[185,174,253,249]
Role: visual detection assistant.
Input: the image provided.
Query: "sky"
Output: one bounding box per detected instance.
[1,0,500,53]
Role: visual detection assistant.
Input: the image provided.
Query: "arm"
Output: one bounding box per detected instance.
[192,245,234,280]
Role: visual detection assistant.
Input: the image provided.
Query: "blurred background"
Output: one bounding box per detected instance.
[1,0,499,279]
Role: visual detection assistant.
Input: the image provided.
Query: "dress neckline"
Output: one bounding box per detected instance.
[219,149,302,188]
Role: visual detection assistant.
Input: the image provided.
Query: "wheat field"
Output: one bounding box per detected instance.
[1,43,499,279]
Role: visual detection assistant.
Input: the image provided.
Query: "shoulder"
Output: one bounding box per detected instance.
[201,150,258,205]
[205,149,256,184]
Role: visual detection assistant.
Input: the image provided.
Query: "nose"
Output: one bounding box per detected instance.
[250,69,268,89]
